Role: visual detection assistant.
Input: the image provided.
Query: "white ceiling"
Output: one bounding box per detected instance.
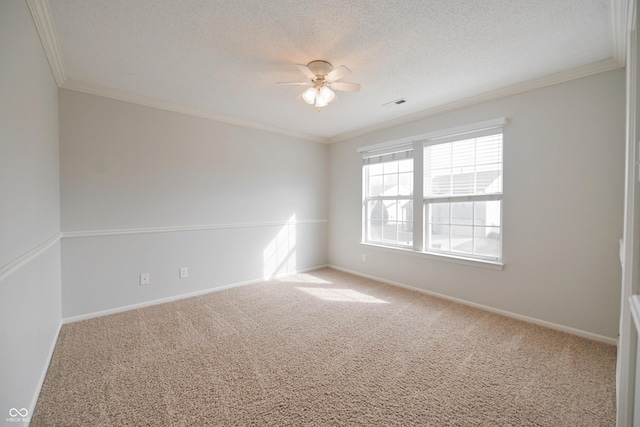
[38,0,622,142]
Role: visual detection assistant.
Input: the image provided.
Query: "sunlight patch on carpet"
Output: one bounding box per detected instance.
[278,274,332,284]
[296,287,388,304]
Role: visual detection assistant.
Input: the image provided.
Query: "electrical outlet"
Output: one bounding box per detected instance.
[179,267,188,279]
[362,254,367,262]
[140,273,150,285]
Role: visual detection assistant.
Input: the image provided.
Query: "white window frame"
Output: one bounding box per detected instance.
[361,144,414,249]
[359,118,507,267]
[423,130,503,262]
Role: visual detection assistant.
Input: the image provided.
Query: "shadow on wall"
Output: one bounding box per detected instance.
[263,214,297,279]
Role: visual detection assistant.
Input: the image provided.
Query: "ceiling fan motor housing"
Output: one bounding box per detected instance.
[307,60,333,78]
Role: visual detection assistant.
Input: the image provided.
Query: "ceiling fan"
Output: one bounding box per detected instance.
[279,60,361,108]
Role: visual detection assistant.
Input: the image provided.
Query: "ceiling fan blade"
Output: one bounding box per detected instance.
[330,81,361,92]
[326,65,351,82]
[294,64,317,80]
[277,81,312,86]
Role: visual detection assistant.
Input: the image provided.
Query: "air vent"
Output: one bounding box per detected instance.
[383,98,407,107]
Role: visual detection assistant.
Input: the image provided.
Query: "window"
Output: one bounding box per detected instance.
[424,131,503,261]
[362,145,413,247]
[360,118,505,264]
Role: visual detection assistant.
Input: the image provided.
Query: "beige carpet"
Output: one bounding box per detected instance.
[32,268,616,426]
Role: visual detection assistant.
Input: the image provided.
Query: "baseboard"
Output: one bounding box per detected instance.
[62,264,329,324]
[28,319,62,426]
[328,265,618,346]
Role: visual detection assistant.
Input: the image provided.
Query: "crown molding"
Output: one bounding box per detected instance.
[28,0,624,146]
[611,0,630,66]
[61,79,327,144]
[27,0,66,86]
[27,0,326,144]
[328,58,624,144]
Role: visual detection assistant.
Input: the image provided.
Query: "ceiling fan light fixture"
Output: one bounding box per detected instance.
[315,95,329,108]
[318,86,335,104]
[302,87,317,104]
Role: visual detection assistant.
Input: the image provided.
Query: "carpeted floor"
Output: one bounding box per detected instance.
[32,268,616,426]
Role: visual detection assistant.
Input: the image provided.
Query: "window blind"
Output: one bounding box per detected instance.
[362,143,413,165]
[424,132,503,198]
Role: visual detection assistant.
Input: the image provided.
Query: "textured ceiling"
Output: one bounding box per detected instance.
[46,0,617,141]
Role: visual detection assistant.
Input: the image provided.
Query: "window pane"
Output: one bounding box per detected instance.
[451,225,473,254]
[398,158,413,172]
[450,202,473,225]
[399,172,413,196]
[382,221,397,244]
[368,163,383,176]
[474,226,501,258]
[430,203,450,224]
[368,175,383,197]
[398,221,413,246]
[474,200,501,226]
[400,199,414,246]
[385,200,398,221]
[429,224,450,251]
[368,220,383,242]
[368,200,388,223]
[383,161,398,174]
[383,174,398,196]
[367,200,386,243]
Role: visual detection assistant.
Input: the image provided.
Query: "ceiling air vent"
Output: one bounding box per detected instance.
[383,98,407,107]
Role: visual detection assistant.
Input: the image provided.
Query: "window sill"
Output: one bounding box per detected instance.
[359,242,504,271]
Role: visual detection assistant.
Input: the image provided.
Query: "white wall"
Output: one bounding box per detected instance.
[0,1,624,419]
[59,90,328,318]
[0,0,62,420]
[328,69,625,340]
